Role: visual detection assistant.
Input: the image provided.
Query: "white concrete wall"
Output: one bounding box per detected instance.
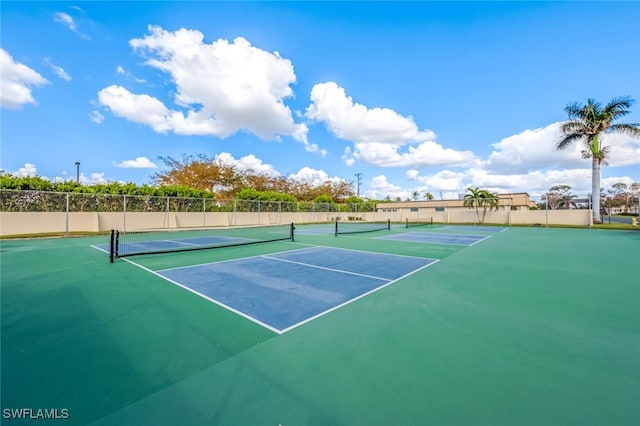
[0,209,592,236]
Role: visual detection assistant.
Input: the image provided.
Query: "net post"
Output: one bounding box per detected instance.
[387,219,390,230]
[109,229,115,263]
[335,219,338,237]
[430,216,433,226]
[406,218,409,229]
[290,222,295,242]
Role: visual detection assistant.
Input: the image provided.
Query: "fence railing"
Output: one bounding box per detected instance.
[0,190,377,214]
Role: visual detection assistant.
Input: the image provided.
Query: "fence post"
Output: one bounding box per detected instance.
[65,193,70,237]
[123,195,127,232]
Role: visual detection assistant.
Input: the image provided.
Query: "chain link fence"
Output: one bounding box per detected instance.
[0,190,378,214]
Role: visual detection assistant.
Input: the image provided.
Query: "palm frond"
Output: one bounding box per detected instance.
[607,123,640,137]
[557,133,585,149]
[564,101,584,119]
[561,121,589,135]
[603,96,634,121]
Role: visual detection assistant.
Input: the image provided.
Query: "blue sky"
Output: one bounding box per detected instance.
[2,1,639,200]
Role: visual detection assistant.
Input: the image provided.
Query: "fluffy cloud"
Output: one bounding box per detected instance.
[214,152,280,177]
[288,166,345,186]
[99,27,316,152]
[98,85,173,132]
[405,167,596,197]
[601,132,640,167]
[365,175,414,200]
[0,49,49,109]
[306,82,474,168]
[486,122,640,173]
[11,163,38,177]
[114,157,157,169]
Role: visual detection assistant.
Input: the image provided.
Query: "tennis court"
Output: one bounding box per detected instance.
[377,231,490,246]
[2,224,639,425]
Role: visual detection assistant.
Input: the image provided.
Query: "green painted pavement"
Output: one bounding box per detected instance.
[2,227,639,425]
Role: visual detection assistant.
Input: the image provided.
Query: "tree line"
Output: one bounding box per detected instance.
[540,183,640,213]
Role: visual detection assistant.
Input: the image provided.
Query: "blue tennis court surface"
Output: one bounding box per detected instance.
[152,246,437,333]
[442,225,508,232]
[376,232,490,246]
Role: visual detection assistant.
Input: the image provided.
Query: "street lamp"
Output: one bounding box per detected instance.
[75,162,80,184]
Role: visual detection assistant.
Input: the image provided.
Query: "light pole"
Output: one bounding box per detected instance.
[75,162,80,184]
[354,172,362,197]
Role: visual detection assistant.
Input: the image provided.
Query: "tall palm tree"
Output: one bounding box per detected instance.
[463,187,499,224]
[557,96,640,223]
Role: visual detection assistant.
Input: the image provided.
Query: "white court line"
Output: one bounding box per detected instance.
[289,242,439,261]
[121,257,283,334]
[279,258,440,334]
[260,254,391,282]
[376,233,491,247]
[127,245,440,334]
[442,226,508,233]
[468,235,492,246]
[90,244,109,254]
[156,245,315,273]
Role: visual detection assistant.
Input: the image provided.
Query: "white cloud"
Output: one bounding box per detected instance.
[407,169,468,192]
[54,12,90,40]
[485,122,640,173]
[82,172,107,184]
[306,82,474,168]
[404,167,596,198]
[0,49,49,109]
[114,157,157,169]
[89,110,104,124]
[44,58,71,81]
[365,175,413,200]
[214,152,280,177]
[98,85,172,132]
[99,26,316,152]
[601,132,640,167]
[288,166,345,186]
[12,163,38,177]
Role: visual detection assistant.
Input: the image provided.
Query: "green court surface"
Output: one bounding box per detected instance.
[1,225,639,425]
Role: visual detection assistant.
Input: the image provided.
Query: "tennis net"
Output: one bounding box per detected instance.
[334,219,390,236]
[109,223,294,262]
[406,217,433,228]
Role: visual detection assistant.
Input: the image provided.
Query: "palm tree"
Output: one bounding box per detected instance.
[423,192,434,201]
[463,187,499,224]
[557,96,640,223]
[411,191,420,201]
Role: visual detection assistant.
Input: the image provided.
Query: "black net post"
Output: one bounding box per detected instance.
[290,222,295,242]
[387,219,391,230]
[335,220,339,237]
[109,230,115,263]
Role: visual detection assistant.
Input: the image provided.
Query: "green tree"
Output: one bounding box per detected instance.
[557,96,640,223]
[543,185,576,209]
[423,192,434,201]
[463,187,499,224]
